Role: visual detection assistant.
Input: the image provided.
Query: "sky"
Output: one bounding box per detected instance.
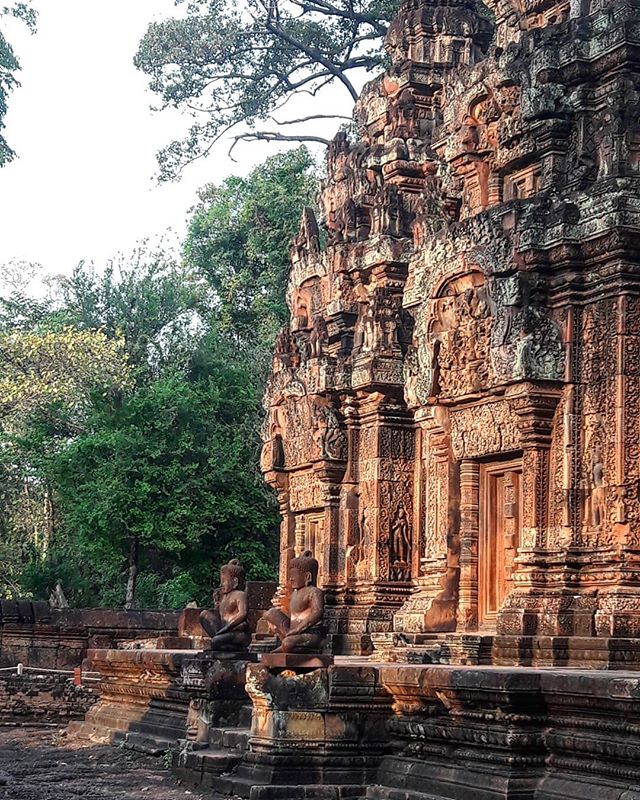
[0,1,354,286]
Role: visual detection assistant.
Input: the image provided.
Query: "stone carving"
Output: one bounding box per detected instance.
[262,551,325,653]
[49,580,69,609]
[309,315,329,358]
[200,560,251,653]
[261,0,640,652]
[390,506,412,582]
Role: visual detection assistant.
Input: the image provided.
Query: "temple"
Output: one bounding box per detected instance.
[261,0,640,663]
[6,3,640,799]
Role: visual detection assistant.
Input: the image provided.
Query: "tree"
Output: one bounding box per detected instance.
[184,146,318,347]
[50,334,278,609]
[57,247,203,382]
[0,326,131,563]
[0,2,37,166]
[0,327,131,425]
[135,0,396,178]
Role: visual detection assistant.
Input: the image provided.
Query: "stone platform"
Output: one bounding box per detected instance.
[68,644,640,799]
[70,647,257,756]
[192,661,640,800]
[69,648,194,754]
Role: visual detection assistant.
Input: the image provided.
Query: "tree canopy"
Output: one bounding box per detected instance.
[0,149,318,608]
[184,146,317,346]
[0,2,36,166]
[135,0,397,178]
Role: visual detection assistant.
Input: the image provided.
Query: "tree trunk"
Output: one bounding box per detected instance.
[42,485,54,558]
[124,537,139,609]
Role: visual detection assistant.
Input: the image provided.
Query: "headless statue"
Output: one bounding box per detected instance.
[200,559,251,652]
[262,550,325,653]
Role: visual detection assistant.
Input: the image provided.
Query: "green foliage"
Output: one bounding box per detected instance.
[58,248,203,381]
[0,149,316,607]
[135,0,397,178]
[184,146,317,347]
[0,327,131,424]
[50,340,278,601]
[0,2,36,166]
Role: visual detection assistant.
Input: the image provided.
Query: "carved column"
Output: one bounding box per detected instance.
[513,389,560,552]
[321,482,341,588]
[262,471,293,610]
[496,385,563,638]
[294,513,306,558]
[457,460,480,632]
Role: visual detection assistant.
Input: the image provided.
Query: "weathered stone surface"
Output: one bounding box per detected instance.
[69,648,193,754]
[0,602,182,669]
[0,673,97,723]
[370,663,640,800]
[261,0,640,662]
[208,664,393,799]
[259,653,334,670]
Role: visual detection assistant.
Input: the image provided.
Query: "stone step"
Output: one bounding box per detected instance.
[210,775,366,800]
[367,788,443,800]
[174,747,244,789]
[239,704,253,728]
[208,725,251,751]
[112,730,177,756]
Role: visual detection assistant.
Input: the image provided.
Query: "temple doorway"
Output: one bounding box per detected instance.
[304,513,325,582]
[478,459,522,629]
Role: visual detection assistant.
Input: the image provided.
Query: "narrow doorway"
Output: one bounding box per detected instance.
[478,459,522,629]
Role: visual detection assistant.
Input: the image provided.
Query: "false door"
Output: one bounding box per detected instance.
[478,460,522,629]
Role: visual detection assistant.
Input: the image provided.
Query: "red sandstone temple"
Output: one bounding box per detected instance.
[261,0,640,663]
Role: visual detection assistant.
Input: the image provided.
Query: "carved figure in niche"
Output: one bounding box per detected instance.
[322,408,347,461]
[404,341,420,408]
[587,442,606,528]
[335,271,356,307]
[292,206,320,261]
[459,116,479,153]
[360,302,376,352]
[390,506,412,581]
[293,295,310,330]
[372,183,408,238]
[274,327,300,369]
[262,550,325,653]
[378,295,402,353]
[311,402,347,461]
[309,315,329,358]
[200,559,251,652]
[344,198,358,242]
[327,198,345,245]
[260,430,285,472]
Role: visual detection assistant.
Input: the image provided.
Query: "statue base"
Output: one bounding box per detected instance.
[197,650,258,662]
[259,652,334,671]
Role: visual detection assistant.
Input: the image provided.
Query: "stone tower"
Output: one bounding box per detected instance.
[262,0,640,661]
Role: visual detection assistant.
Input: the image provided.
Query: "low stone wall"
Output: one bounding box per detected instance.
[0,672,98,723]
[0,601,181,669]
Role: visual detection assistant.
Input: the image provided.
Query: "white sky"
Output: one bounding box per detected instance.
[0,1,355,284]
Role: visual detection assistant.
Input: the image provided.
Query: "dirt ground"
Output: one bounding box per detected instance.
[0,725,203,800]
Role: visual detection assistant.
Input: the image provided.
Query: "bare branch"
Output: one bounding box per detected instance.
[228,130,330,160]
[265,17,359,101]
[268,113,352,125]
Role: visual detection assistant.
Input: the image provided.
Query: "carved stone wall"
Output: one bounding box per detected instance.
[263,0,640,655]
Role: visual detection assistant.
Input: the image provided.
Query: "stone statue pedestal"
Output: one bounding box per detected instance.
[259,652,333,671]
[199,650,258,663]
